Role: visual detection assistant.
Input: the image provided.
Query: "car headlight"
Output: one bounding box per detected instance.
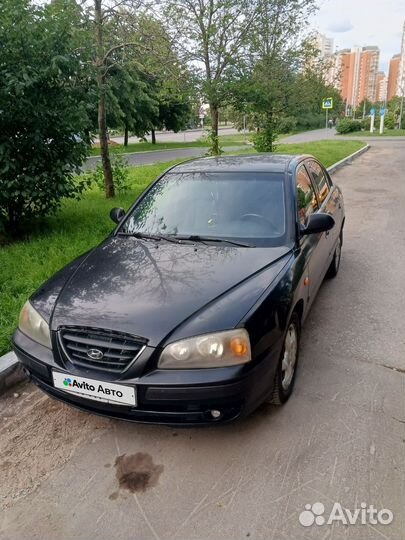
[18,301,51,349]
[158,329,251,369]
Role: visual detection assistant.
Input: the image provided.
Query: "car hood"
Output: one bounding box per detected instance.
[50,237,291,346]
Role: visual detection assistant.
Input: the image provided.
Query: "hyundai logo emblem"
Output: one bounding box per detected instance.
[87,348,104,360]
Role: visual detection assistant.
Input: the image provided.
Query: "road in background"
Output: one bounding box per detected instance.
[87,127,405,169]
[106,126,239,146]
[1,140,404,540]
[84,145,245,170]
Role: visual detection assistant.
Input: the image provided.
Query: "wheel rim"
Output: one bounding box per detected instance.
[281,323,298,390]
[335,237,342,270]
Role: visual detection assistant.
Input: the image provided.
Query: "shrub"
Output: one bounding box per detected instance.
[384,112,396,130]
[296,113,325,131]
[0,0,91,235]
[253,127,278,152]
[277,116,297,134]
[360,118,370,130]
[336,119,363,134]
[86,155,131,194]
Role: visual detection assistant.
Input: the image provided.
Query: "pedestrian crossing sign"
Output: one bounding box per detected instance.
[322,98,333,109]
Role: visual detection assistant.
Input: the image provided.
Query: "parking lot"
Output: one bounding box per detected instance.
[1,140,404,540]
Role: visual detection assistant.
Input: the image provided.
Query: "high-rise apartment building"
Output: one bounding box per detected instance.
[313,31,334,59]
[397,21,405,96]
[388,54,401,100]
[376,72,388,103]
[327,46,380,110]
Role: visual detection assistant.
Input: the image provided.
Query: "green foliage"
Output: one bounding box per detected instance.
[296,113,325,131]
[253,128,278,152]
[205,132,224,156]
[277,116,298,134]
[0,0,91,234]
[384,112,396,130]
[85,155,131,194]
[359,118,370,130]
[336,119,363,134]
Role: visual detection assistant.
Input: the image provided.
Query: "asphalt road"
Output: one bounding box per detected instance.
[107,126,239,145]
[84,145,245,170]
[86,127,405,170]
[1,140,405,540]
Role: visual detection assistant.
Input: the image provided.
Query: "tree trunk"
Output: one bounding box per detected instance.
[151,128,156,144]
[97,75,114,198]
[210,103,220,155]
[124,123,129,147]
[95,0,114,198]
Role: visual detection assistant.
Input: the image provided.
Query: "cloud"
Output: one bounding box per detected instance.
[327,17,354,33]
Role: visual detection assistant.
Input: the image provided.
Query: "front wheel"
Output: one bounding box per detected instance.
[267,312,300,405]
[326,231,342,278]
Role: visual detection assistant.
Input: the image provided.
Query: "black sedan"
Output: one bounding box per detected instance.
[13,154,344,425]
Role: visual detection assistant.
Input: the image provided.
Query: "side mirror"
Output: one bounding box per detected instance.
[110,207,125,224]
[300,212,335,235]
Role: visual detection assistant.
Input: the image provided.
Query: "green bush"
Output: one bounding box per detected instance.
[360,118,370,130]
[277,116,297,134]
[336,119,363,134]
[85,155,131,194]
[384,112,396,130]
[253,129,278,152]
[296,113,325,131]
[0,0,91,235]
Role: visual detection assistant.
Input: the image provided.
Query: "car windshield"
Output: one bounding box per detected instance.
[120,171,287,246]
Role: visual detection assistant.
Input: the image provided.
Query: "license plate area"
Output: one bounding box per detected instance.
[52,371,137,407]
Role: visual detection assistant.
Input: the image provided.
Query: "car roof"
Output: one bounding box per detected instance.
[167,153,315,174]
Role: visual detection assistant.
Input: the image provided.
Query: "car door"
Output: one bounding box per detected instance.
[295,164,325,307]
[307,159,342,261]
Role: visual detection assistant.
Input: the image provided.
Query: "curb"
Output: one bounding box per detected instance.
[0,141,370,396]
[0,352,27,395]
[327,144,370,175]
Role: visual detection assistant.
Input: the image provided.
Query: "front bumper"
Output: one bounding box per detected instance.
[13,330,279,426]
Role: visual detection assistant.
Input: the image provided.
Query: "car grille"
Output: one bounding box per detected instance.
[58,327,146,374]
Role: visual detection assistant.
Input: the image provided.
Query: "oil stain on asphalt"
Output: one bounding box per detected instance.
[112,452,164,497]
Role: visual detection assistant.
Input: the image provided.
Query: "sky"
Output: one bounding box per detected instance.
[311,0,405,73]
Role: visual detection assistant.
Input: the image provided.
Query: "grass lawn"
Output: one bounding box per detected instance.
[274,139,365,168]
[90,133,250,156]
[340,129,405,137]
[0,140,365,356]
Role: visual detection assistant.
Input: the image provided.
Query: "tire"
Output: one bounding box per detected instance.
[326,231,343,279]
[267,312,300,405]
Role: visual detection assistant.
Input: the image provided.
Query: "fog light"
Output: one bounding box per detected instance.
[210,409,221,419]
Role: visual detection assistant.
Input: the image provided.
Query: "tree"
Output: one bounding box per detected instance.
[0,0,91,234]
[165,0,257,155]
[107,65,158,146]
[131,15,195,144]
[83,0,150,197]
[232,0,317,151]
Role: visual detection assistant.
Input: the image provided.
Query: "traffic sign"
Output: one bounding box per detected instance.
[370,108,376,116]
[322,98,333,109]
[380,107,385,116]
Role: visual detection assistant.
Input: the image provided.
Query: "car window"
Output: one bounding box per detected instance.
[296,165,318,226]
[121,171,288,247]
[308,160,330,204]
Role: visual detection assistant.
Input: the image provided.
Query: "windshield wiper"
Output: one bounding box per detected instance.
[117,231,183,243]
[118,231,163,241]
[172,235,254,248]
